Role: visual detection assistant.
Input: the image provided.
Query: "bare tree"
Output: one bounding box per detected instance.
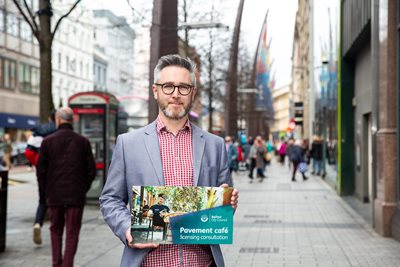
[178,0,231,133]
[12,0,81,122]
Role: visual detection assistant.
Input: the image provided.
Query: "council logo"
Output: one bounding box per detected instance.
[200,214,209,222]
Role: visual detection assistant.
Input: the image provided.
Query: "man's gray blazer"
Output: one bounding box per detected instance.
[99,121,232,267]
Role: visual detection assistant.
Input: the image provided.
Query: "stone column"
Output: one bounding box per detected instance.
[374,0,398,236]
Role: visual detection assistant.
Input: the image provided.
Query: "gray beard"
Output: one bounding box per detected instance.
[159,101,192,121]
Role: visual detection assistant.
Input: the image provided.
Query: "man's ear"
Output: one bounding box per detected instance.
[152,85,158,100]
[191,87,198,100]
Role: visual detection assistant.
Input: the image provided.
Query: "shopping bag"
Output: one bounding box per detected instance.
[298,162,308,173]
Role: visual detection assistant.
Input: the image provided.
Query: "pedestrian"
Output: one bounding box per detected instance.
[254,136,267,181]
[310,135,323,176]
[247,138,257,182]
[287,139,308,182]
[2,133,13,170]
[27,111,57,245]
[36,107,96,267]
[225,136,238,175]
[99,54,239,267]
[278,138,287,165]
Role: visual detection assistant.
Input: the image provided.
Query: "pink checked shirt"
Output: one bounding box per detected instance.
[141,117,214,267]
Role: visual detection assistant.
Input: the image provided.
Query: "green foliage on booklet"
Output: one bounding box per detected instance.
[131,186,234,244]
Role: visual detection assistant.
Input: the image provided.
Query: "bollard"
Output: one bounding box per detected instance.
[0,170,8,252]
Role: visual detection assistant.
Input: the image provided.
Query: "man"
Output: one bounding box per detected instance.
[100,54,239,267]
[37,107,96,267]
[148,194,170,230]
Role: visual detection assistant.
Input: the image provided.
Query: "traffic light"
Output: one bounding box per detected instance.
[294,102,303,126]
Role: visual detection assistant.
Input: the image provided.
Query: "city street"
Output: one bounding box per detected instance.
[1,160,400,267]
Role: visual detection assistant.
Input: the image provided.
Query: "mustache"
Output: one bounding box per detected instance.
[169,102,183,105]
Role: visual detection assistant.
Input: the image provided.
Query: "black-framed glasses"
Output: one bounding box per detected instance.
[155,83,193,96]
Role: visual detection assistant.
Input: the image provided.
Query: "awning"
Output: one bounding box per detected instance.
[0,112,39,129]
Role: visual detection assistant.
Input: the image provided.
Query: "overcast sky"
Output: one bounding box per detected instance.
[84,0,338,90]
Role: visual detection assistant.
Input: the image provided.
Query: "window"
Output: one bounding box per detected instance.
[10,61,16,88]
[18,63,39,94]
[20,20,32,42]
[0,10,4,32]
[6,12,19,37]
[31,67,39,94]
[66,55,69,72]
[58,52,61,70]
[0,58,2,86]
[19,63,30,92]
[2,59,16,89]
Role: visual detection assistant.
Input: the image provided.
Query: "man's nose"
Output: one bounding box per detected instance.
[171,86,180,97]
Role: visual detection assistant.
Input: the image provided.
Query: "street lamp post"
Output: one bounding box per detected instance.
[321,59,329,177]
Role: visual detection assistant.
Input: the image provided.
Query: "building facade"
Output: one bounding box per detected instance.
[271,84,290,139]
[52,1,94,108]
[0,0,40,142]
[93,10,135,97]
[291,0,310,139]
[340,0,399,240]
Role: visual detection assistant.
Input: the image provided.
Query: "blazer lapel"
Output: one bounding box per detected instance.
[143,122,164,185]
[192,124,205,186]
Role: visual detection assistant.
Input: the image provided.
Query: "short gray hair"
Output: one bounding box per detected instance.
[56,107,73,122]
[153,54,197,87]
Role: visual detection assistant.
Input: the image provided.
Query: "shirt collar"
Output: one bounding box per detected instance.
[156,116,191,134]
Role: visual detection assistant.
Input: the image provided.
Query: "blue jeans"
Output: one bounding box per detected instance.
[313,159,322,174]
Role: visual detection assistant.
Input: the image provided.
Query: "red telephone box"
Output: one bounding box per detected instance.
[68,91,119,200]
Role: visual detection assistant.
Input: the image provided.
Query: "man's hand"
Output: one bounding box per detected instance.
[220,183,239,210]
[126,227,159,249]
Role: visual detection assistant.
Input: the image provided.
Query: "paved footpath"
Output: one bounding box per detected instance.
[1,162,400,266]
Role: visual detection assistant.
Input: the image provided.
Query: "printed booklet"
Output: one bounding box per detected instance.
[131,185,234,244]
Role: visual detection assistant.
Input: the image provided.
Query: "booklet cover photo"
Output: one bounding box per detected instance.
[131,186,234,245]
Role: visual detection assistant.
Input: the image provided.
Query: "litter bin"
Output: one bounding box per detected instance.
[0,170,8,252]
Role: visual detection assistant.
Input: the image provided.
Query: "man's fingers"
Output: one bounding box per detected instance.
[220,183,228,188]
[132,243,159,249]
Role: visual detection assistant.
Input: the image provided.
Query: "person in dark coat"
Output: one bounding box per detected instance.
[310,135,323,176]
[36,107,96,267]
[287,139,308,182]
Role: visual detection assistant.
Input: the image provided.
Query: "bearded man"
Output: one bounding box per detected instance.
[100,54,239,267]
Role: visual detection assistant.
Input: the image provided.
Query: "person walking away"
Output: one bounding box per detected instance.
[99,54,238,267]
[278,138,287,165]
[27,111,57,245]
[225,136,238,175]
[255,136,266,181]
[310,135,323,176]
[242,137,252,170]
[247,140,257,182]
[288,139,308,182]
[36,107,96,267]
[2,133,12,170]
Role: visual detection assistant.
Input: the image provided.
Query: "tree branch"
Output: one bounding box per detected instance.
[12,0,39,38]
[51,0,81,42]
[23,0,39,31]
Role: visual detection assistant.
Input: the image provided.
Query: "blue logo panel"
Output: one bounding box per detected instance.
[169,206,233,244]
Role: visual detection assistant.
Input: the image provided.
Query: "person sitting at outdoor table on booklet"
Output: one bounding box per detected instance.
[148,194,170,230]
